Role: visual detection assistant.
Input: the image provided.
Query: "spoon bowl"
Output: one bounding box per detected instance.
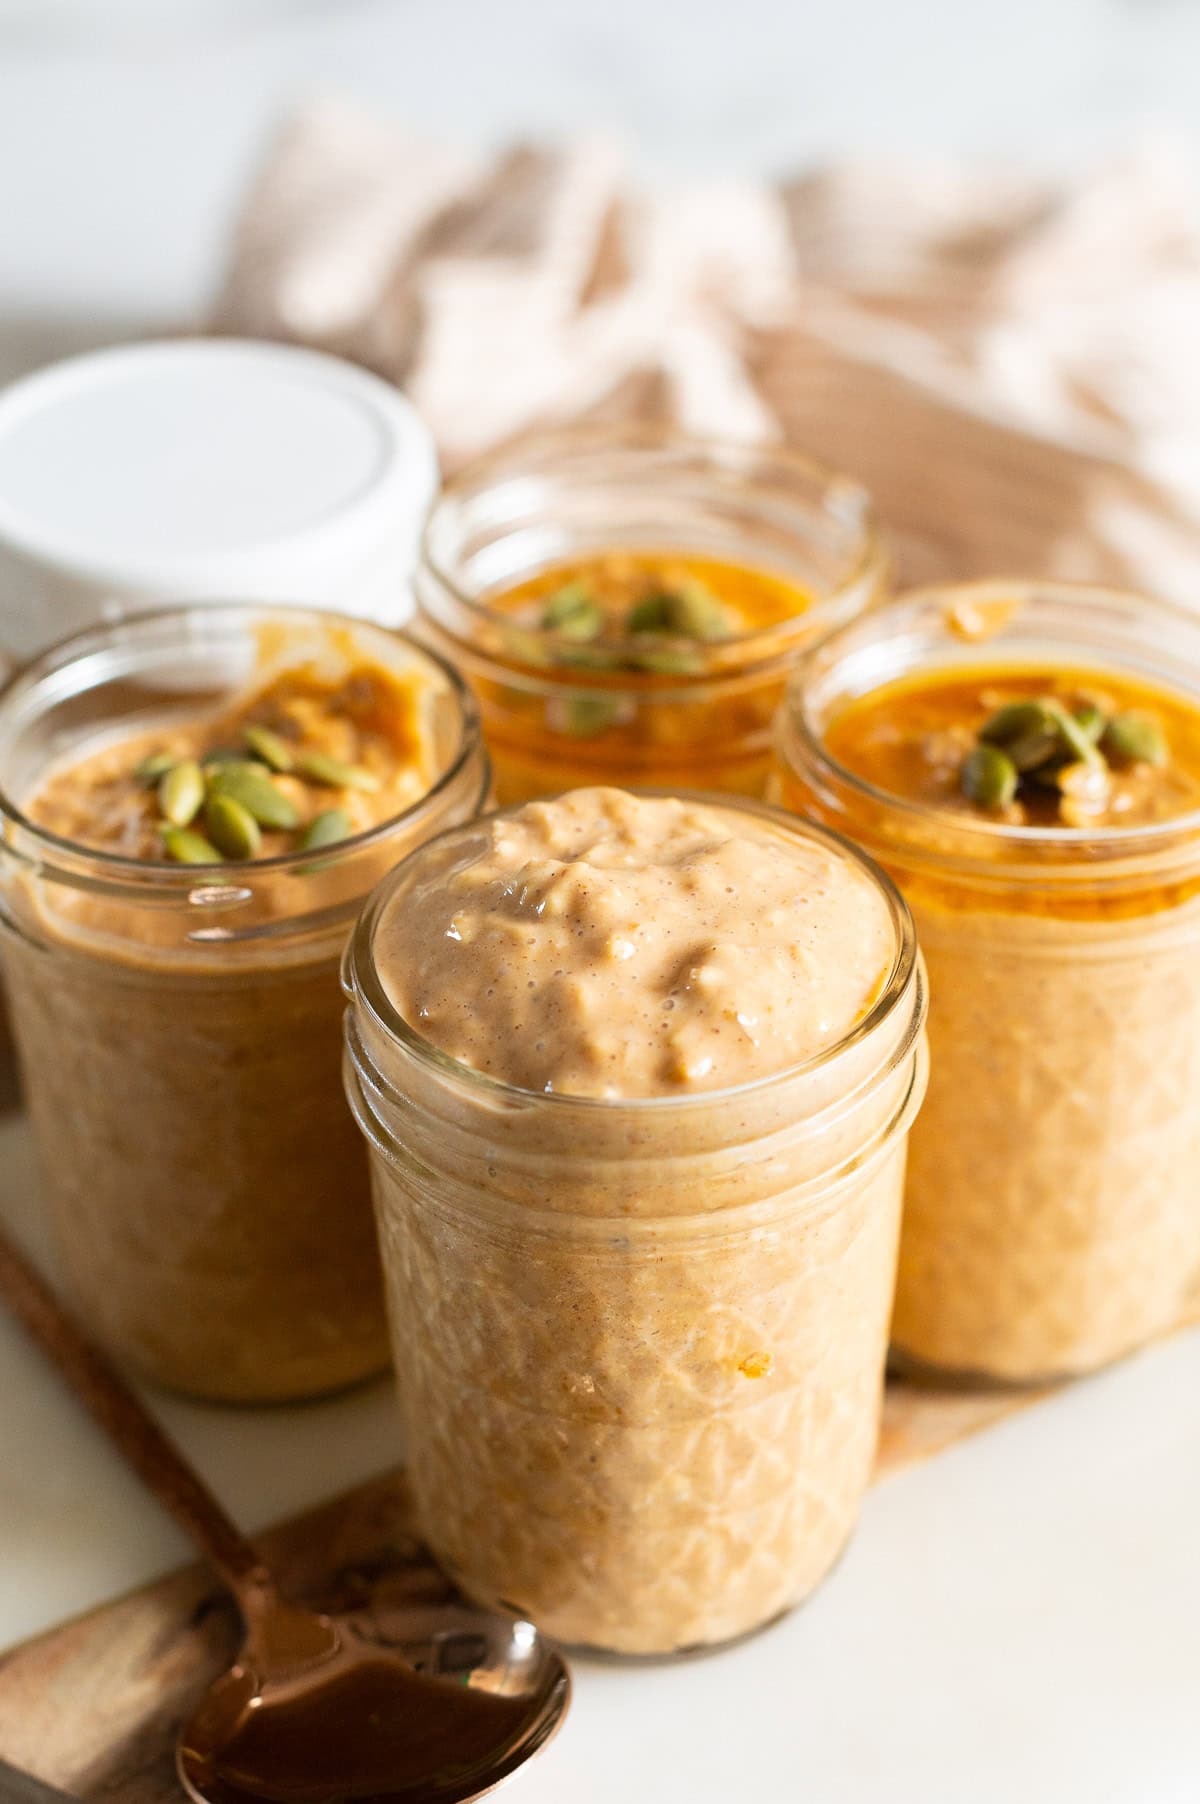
[178,1587,569,1804]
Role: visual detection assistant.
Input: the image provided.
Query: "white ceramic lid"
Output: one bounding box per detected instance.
[0,339,439,654]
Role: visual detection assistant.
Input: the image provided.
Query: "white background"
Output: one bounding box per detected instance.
[3,0,1200,356]
[1,5,1199,1801]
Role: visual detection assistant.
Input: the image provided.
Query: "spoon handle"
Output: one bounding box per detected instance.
[0,1223,269,1595]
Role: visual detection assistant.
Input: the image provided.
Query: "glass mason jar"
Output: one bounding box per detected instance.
[415,425,885,804]
[0,605,488,1402]
[343,796,927,1655]
[774,580,1200,1384]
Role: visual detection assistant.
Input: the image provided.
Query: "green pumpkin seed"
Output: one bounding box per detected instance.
[667,581,732,640]
[202,744,245,766]
[1005,728,1064,774]
[1044,699,1103,767]
[630,644,704,675]
[628,584,729,641]
[979,700,1054,747]
[161,826,223,865]
[158,759,205,827]
[1072,702,1106,743]
[295,750,381,792]
[244,724,296,773]
[960,742,1018,809]
[627,593,676,634]
[982,697,1103,772]
[559,695,622,738]
[134,751,175,787]
[208,760,301,829]
[540,583,604,641]
[1101,711,1168,768]
[296,807,353,853]
[204,792,262,860]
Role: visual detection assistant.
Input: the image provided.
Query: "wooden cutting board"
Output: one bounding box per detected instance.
[0,1376,1051,1802]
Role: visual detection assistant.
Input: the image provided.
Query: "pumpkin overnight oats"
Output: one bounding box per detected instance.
[0,606,486,1401]
[416,425,885,803]
[343,787,927,1653]
[775,581,1200,1384]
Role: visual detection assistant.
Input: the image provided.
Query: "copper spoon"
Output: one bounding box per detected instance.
[0,1226,570,1804]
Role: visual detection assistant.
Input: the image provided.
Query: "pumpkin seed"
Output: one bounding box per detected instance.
[983,696,1103,774]
[1005,728,1063,774]
[627,582,730,654]
[627,585,729,641]
[133,751,174,787]
[158,759,205,827]
[630,644,704,675]
[1044,699,1104,766]
[627,592,676,635]
[540,583,604,640]
[208,760,300,829]
[295,751,381,792]
[161,826,222,865]
[559,695,622,738]
[204,792,262,860]
[244,724,296,773]
[979,700,1054,747]
[960,742,1018,809]
[296,807,353,853]
[668,581,733,640]
[1102,711,1168,768]
[1072,702,1106,744]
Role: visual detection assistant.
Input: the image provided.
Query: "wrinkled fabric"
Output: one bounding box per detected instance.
[214,99,1200,601]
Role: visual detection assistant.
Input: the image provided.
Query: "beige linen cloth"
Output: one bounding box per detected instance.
[214,99,1200,602]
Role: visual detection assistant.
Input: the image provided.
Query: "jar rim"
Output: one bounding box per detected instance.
[782,577,1200,868]
[344,786,923,1116]
[419,422,886,676]
[0,600,485,887]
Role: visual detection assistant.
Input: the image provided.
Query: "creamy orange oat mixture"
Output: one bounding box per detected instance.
[785,660,1200,1381]
[376,785,893,1097]
[501,549,809,658]
[427,550,819,804]
[5,636,480,1402]
[33,654,439,865]
[351,788,926,1651]
[825,664,1200,838]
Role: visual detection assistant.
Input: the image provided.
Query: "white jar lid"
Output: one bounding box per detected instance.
[0,339,439,658]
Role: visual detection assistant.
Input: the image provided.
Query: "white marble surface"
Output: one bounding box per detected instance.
[1,4,1200,1797]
